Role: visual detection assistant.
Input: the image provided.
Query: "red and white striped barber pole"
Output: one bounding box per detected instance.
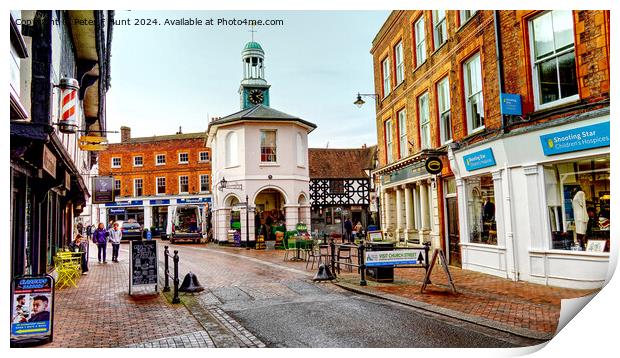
[58,77,80,134]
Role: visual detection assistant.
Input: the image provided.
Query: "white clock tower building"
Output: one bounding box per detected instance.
[207,41,316,245]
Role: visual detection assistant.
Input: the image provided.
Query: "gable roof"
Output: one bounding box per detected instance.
[309,146,377,179]
[208,104,317,131]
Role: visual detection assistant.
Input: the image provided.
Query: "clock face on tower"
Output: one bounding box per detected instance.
[248,89,264,105]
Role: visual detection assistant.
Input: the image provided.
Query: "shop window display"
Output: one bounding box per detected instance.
[544,156,610,251]
[466,174,497,245]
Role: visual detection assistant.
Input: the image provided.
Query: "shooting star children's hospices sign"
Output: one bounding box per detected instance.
[10,275,55,347]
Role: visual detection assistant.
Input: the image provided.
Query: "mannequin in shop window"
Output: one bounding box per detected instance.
[571,186,588,250]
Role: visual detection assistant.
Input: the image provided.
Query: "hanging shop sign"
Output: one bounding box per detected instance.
[42,146,57,179]
[78,136,109,151]
[177,197,211,204]
[10,275,55,347]
[539,121,610,156]
[425,156,443,175]
[463,148,496,171]
[500,93,522,116]
[365,249,426,267]
[92,176,115,204]
[129,240,158,295]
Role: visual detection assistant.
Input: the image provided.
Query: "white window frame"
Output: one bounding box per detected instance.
[432,10,448,50]
[414,17,427,67]
[178,152,189,164]
[529,10,579,110]
[459,10,477,26]
[382,57,391,97]
[296,132,305,167]
[155,154,166,166]
[397,109,408,159]
[133,155,143,167]
[133,178,143,197]
[199,174,209,193]
[199,151,209,162]
[114,179,121,196]
[225,131,239,167]
[385,119,394,163]
[111,157,121,168]
[260,129,278,163]
[178,175,189,194]
[437,77,452,144]
[395,42,405,85]
[156,177,166,195]
[418,92,431,149]
[463,53,485,134]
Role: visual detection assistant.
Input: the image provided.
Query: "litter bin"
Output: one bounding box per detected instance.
[365,241,395,282]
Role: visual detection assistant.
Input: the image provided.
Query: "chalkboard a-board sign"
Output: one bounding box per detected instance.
[129,240,158,294]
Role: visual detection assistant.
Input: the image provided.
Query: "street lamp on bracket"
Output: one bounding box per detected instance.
[353,93,379,108]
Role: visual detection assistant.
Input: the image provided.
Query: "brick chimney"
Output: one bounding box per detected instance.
[120,126,131,142]
[362,143,367,149]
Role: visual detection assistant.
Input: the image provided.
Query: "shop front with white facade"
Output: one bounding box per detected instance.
[450,110,610,289]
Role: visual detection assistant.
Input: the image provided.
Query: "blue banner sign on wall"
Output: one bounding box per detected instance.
[463,148,496,171]
[109,208,126,215]
[105,200,143,207]
[500,93,522,115]
[177,197,211,204]
[149,199,170,205]
[539,121,610,156]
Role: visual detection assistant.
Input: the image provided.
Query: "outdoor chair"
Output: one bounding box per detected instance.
[284,237,297,261]
[305,240,323,270]
[336,244,353,273]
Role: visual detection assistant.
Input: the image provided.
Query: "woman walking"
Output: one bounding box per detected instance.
[93,223,109,263]
[108,222,122,262]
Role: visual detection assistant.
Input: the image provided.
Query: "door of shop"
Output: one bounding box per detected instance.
[446,197,461,267]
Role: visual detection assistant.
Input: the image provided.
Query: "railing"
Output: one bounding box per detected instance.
[163,246,180,304]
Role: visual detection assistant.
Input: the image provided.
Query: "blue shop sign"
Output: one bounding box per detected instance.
[109,208,126,215]
[539,121,610,156]
[105,200,143,207]
[149,199,170,205]
[177,197,211,204]
[463,148,496,171]
[500,93,522,116]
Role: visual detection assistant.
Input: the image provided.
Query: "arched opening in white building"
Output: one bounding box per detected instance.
[254,188,286,241]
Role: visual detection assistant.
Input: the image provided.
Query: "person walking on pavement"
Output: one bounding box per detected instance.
[344,217,353,243]
[86,224,93,241]
[93,222,109,263]
[108,222,122,262]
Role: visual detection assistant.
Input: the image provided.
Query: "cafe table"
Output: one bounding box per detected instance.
[290,239,313,261]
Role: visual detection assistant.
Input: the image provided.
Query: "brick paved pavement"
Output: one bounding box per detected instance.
[194,243,599,339]
[44,242,262,348]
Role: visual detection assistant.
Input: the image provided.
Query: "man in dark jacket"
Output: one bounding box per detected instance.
[93,223,109,263]
[28,295,50,322]
[344,217,353,243]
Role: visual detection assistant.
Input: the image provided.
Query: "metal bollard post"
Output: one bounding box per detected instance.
[172,250,180,304]
[358,242,367,286]
[163,246,170,292]
[423,242,432,285]
[329,239,337,279]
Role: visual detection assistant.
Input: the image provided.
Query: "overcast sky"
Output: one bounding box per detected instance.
[105,10,389,148]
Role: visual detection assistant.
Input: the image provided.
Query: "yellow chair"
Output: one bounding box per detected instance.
[55,252,81,288]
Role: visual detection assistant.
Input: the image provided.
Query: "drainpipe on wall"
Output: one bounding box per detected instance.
[494,10,508,134]
[505,165,520,281]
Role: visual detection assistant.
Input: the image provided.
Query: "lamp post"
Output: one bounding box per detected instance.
[245,194,250,250]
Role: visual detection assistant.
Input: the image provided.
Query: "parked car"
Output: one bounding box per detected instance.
[121,221,142,240]
[169,205,202,244]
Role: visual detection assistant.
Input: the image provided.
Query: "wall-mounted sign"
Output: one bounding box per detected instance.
[365,249,426,267]
[177,197,211,204]
[42,146,56,179]
[425,156,443,175]
[463,148,496,171]
[149,199,170,206]
[108,208,126,215]
[92,176,115,204]
[539,121,610,156]
[10,275,55,347]
[382,161,427,185]
[500,93,522,116]
[104,200,144,207]
[64,171,71,191]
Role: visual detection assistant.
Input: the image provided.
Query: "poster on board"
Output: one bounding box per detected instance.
[10,275,55,347]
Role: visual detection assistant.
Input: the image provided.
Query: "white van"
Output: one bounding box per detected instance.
[167,205,203,244]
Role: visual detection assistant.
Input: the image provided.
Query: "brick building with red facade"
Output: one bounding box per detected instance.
[371,10,609,289]
[97,126,212,236]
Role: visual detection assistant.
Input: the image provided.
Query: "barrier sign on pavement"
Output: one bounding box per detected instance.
[10,275,55,347]
[365,249,426,267]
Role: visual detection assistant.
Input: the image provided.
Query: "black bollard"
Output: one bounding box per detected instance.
[358,242,367,286]
[163,246,170,292]
[172,250,180,304]
[329,239,337,279]
[423,242,432,285]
